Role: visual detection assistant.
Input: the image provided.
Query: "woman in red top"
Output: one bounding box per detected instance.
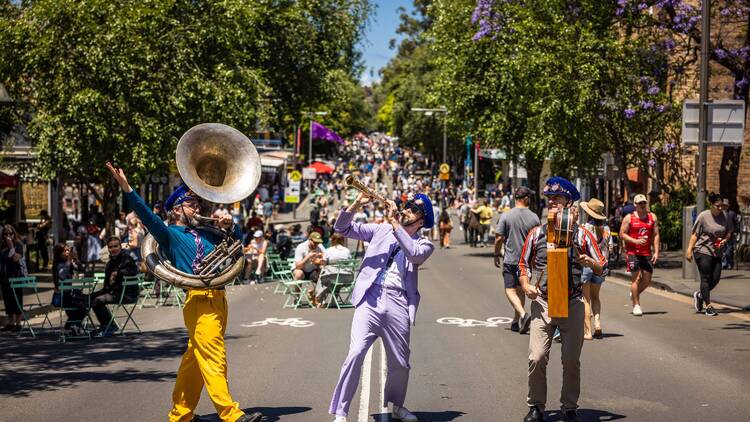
[619,194,660,316]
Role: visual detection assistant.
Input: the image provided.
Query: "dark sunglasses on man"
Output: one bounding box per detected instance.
[403,201,423,216]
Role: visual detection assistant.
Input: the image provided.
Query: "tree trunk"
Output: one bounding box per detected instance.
[525,156,544,215]
[103,180,118,239]
[719,146,741,211]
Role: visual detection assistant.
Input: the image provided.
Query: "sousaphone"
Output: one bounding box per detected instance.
[142,123,261,289]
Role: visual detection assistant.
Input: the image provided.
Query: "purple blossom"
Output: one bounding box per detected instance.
[638,3,647,11]
[736,77,749,89]
[647,86,660,95]
[648,159,656,168]
[720,8,731,17]
[655,104,667,113]
[663,143,676,154]
[624,108,637,119]
[714,49,728,60]
[640,100,654,109]
[664,39,676,50]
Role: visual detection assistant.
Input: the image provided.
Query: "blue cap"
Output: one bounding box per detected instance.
[164,184,197,212]
[414,193,434,229]
[542,176,580,202]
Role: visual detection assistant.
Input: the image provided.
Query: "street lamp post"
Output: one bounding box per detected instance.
[411,107,448,164]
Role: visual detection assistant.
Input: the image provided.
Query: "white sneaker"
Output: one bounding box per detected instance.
[632,304,643,316]
[393,405,418,422]
[333,416,347,422]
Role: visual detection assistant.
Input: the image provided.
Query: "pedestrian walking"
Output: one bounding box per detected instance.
[329,192,435,422]
[460,200,471,243]
[518,177,606,422]
[35,209,52,270]
[106,163,261,422]
[476,199,494,247]
[686,193,732,316]
[620,194,659,316]
[0,224,25,332]
[579,198,611,339]
[438,208,453,248]
[493,186,539,334]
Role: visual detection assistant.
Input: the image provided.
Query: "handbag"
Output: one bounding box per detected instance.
[51,291,61,307]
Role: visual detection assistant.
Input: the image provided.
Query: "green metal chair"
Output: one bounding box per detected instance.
[9,276,53,337]
[58,278,97,342]
[159,282,186,308]
[102,274,142,335]
[137,275,158,309]
[327,261,358,309]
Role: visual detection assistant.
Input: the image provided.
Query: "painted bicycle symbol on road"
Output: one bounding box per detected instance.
[241,317,315,328]
[436,316,513,328]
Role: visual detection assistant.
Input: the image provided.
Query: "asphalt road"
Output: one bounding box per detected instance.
[2,235,749,422]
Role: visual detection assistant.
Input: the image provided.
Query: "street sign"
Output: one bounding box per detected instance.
[302,167,317,180]
[285,180,300,203]
[439,163,450,174]
[289,170,302,182]
[681,99,745,146]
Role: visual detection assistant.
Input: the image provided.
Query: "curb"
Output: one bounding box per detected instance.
[610,270,750,311]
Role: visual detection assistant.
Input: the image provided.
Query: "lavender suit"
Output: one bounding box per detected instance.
[329,210,435,417]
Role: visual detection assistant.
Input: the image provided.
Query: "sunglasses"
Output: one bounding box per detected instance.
[403,201,423,215]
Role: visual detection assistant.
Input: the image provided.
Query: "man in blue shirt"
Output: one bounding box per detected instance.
[106,162,259,422]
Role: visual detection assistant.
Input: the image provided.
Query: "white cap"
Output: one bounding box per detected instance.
[633,194,647,204]
[253,230,264,238]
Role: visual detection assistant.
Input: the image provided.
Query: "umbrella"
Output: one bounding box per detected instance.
[307,161,334,174]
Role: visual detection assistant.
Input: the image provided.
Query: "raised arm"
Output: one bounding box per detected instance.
[107,162,170,246]
[334,193,379,242]
[393,226,435,265]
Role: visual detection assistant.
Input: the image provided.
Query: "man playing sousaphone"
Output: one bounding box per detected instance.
[518,177,607,422]
[106,162,260,422]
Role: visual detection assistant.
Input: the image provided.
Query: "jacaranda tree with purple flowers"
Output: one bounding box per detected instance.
[615,0,750,208]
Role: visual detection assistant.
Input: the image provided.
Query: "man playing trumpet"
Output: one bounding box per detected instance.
[329,190,435,422]
[106,163,260,422]
[518,177,607,422]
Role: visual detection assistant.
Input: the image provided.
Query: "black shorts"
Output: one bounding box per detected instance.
[627,254,653,274]
[502,264,520,288]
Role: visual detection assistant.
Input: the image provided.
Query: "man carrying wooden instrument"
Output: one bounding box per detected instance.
[518,177,607,422]
[106,163,260,422]
[329,191,435,422]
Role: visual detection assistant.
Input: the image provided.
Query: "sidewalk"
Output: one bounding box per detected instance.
[610,250,750,311]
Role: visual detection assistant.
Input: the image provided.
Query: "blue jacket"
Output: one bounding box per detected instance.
[125,191,241,274]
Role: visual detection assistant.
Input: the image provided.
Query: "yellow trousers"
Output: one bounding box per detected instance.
[168,290,245,422]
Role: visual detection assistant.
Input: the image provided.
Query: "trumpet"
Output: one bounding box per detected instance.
[345,175,403,216]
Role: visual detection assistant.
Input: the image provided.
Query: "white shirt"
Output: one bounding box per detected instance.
[374,248,406,290]
[294,241,325,272]
[324,245,352,264]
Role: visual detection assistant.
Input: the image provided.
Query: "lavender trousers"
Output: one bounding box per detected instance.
[329,284,411,416]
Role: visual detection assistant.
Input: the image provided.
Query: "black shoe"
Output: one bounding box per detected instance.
[0,323,14,332]
[510,321,520,332]
[563,409,579,422]
[524,406,545,422]
[237,412,263,422]
[593,328,603,339]
[693,291,703,313]
[705,306,718,316]
[519,313,532,335]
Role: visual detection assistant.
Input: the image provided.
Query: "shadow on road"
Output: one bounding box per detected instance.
[0,329,249,397]
[546,408,626,421]
[599,333,624,339]
[722,322,750,333]
[639,311,667,315]
[198,406,312,421]
[461,251,495,258]
[372,410,465,421]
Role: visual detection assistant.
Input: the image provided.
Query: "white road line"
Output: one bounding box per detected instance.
[357,345,373,422]
[379,339,388,422]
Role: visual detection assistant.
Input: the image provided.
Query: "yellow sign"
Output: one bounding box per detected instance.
[289,170,302,182]
[19,181,49,222]
[439,163,450,174]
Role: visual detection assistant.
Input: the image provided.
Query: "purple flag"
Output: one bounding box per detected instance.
[311,121,344,144]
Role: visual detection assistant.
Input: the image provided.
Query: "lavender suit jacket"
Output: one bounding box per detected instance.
[335,210,435,325]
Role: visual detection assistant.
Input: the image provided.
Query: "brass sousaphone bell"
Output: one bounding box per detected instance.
[142,123,262,289]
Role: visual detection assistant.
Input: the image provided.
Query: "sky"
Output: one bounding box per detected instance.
[359,0,415,86]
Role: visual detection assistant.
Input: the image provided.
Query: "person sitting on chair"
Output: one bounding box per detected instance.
[88,236,139,336]
[293,231,326,282]
[243,230,268,283]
